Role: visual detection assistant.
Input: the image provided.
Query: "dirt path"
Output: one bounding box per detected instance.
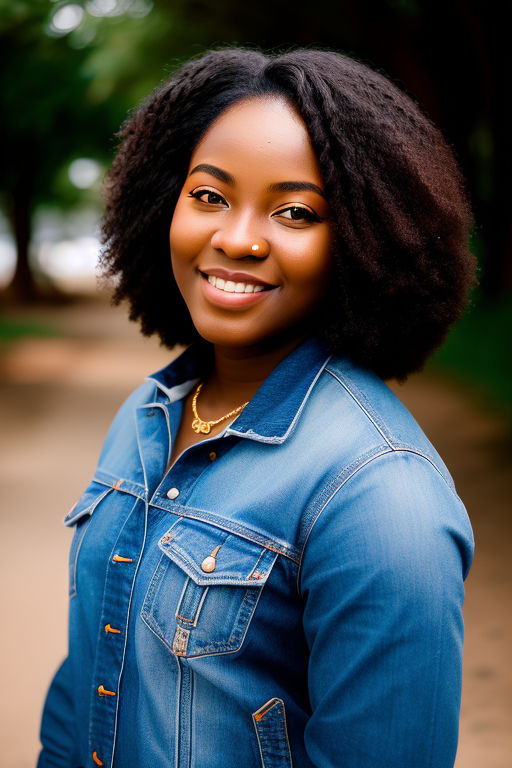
[0,297,510,767]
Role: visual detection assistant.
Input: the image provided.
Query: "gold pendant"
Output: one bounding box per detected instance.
[192,417,211,434]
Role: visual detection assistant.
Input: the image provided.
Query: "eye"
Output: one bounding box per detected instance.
[272,206,323,224]
[188,188,227,206]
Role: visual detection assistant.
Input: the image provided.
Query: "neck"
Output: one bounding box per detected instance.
[199,331,311,412]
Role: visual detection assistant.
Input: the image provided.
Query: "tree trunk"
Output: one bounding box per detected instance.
[6,187,38,302]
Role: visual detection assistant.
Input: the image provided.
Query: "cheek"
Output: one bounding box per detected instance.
[279,228,333,290]
[169,202,209,263]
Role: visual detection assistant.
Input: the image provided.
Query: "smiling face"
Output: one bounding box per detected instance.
[169,95,333,353]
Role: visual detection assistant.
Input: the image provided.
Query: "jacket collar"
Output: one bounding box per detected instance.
[146,336,332,444]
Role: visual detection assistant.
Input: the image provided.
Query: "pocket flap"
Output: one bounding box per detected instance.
[158,517,278,587]
[64,480,112,526]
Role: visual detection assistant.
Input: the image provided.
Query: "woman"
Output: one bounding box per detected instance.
[38,46,477,768]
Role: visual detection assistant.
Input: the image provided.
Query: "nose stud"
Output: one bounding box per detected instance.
[250,240,269,255]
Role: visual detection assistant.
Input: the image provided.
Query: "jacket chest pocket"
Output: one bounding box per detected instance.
[141,516,279,658]
[64,481,113,597]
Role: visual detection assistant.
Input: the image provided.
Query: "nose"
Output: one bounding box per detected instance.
[210,219,270,259]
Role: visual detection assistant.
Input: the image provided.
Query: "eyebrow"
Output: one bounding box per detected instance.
[188,163,326,200]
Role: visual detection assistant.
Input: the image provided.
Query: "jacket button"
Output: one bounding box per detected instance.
[166,487,180,499]
[209,451,217,461]
[97,684,116,697]
[201,555,216,572]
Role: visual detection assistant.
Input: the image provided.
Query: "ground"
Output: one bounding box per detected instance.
[0,296,510,767]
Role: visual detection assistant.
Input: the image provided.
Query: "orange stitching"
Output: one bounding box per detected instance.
[176,613,195,624]
[113,479,122,490]
[97,684,116,697]
[112,554,133,563]
[104,624,121,634]
[254,699,278,721]
[92,752,104,765]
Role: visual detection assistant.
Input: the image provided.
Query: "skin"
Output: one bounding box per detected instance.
[167,95,333,467]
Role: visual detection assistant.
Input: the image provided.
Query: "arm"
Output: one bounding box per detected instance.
[37,656,75,767]
[300,450,474,768]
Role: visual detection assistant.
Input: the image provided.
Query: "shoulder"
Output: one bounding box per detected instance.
[305,354,456,489]
[297,356,474,585]
[299,446,474,609]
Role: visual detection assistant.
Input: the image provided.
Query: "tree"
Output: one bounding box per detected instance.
[0,0,160,301]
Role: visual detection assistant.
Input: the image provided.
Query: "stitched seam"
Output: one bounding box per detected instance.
[296,448,462,596]
[134,411,149,497]
[64,486,113,526]
[325,367,393,447]
[191,586,209,627]
[141,402,173,471]
[246,547,268,580]
[92,477,146,502]
[280,354,331,441]
[297,449,393,595]
[151,505,300,564]
[252,698,293,767]
[226,354,332,442]
[252,707,267,768]
[69,517,92,598]
[93,469,147,499]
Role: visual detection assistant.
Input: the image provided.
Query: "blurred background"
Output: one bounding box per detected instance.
[0,1,510,765]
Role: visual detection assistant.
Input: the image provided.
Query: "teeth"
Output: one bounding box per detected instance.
[205,274,268,294]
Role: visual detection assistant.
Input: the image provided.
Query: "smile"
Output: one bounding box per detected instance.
[206,274,267,293]
[199,271,278,307]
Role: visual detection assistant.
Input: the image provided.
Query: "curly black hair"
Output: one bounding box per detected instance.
[100,45,477,380]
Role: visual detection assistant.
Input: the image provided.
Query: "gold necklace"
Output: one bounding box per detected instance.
[191,382,249,434]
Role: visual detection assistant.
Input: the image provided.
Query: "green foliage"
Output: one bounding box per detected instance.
[0,315,59,341]
[429,291,512,418]
[0,3,117,208]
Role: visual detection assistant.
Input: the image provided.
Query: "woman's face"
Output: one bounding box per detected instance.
[169,95,333,352]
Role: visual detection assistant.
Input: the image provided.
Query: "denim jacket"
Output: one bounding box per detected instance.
[38,335,474,768]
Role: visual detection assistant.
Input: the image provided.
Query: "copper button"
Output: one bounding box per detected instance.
[201,556,216,572]
[201,544,222,572]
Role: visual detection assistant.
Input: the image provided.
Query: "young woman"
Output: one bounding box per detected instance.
[38,46,477,768]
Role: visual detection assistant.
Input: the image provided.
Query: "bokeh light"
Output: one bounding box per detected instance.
[50,4,84,34]
[68,159,102,189]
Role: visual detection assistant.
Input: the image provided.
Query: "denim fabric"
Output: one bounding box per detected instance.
[38,336,474,768]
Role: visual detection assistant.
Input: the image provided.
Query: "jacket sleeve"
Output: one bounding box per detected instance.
[300,450,474,768]
[37,656,75,767]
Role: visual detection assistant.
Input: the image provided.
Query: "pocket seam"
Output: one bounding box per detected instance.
[159,533,278,587]
[252,697,293,768]
[141,550,277,658]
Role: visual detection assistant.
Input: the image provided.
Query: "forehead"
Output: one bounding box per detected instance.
[188,96,323,182]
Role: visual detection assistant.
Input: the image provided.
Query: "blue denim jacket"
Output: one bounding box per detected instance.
[38,335,473,768]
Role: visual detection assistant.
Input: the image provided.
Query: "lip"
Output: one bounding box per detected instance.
[198,267,277,288]
[199,270,278,308]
